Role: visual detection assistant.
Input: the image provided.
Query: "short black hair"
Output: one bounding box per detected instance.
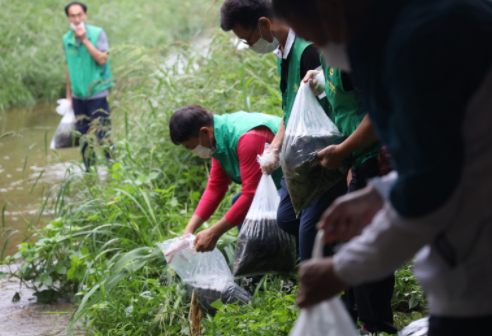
[65,2,87,16]
[272,0,314,22]
[169,105,214,145]
[220,0,273,31]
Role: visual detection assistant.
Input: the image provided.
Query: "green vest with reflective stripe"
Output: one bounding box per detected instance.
[63,24,113,98]
[321,58,381,167]
[277,37,312,126]
[212,112,283,189]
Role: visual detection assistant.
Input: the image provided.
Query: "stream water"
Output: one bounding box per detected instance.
[0,103,80,336]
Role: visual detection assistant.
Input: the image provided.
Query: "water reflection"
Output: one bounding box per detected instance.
[0,103,80,258]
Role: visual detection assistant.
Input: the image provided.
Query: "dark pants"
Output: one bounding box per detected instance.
[72,97,112,171]
[277,177,348,261]
[342,157,397,334]
[428,315,492,336]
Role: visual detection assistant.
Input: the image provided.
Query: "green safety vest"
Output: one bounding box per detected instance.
[321,58,381,167]
[63,24,114,98]
[212,112,283,189]
[276,37,312,126]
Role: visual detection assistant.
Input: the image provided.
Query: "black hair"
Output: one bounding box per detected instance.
[271,0,315,22]
[169,105,214,145]
[220,0,273,31]
[65,2,87,16]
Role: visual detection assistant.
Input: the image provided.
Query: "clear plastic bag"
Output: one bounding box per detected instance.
[50,99,78,149]
[233,155,297,276]
[158,234,252,315]
[290,231,358,336]
[398,317,428,336]
[281,83,350,216]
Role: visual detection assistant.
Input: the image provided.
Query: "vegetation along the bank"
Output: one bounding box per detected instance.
[1,0,426,334]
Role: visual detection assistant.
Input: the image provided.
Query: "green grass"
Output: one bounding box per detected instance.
[0,0,221,111]
[1,1,426,334]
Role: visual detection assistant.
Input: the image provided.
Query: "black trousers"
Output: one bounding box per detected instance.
[428,315,492,335]
[277,177,348,261]
[73,97,112,171]
[342,157,397,334]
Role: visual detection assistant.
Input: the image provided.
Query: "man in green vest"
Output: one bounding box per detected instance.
[302,66,397,335]
[63,2,114,171]
[168,105,283,253]
[220,0,347,261]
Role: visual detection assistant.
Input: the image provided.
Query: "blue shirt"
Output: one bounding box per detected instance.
[349,0,492,217]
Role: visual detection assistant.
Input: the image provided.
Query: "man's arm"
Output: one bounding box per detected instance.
[81,38,107,65]
[184,158,230,235]
[74,25,107,65]
[317,114,378,169]
[65,67,72,105]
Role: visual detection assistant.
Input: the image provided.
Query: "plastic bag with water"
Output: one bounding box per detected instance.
[281,83,350,216]
[290,231,358,336]
[158,234,251,315]
[50,99,78,149]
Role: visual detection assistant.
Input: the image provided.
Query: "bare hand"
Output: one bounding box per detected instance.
[316,145,347,170]
[74,25,87,41]
[318,186,384,243]
[302,70,324,96]
[195,228,220,252]
[297,257,347,308]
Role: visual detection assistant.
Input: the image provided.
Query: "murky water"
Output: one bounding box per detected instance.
[0,103,81,258]
[0,104,81,336]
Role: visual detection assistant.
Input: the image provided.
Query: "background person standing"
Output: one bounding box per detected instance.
[63,1,113,171]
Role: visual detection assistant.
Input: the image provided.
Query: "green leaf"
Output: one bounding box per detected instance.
[0,272,7,280]
[54,264,67,275]
[147,172,159,181]
[81,246,89,256]
[41,273,53,287]
[409,296,418,309]
[210,300,224,310]
[12,292,20,302]
[67,266,76,280]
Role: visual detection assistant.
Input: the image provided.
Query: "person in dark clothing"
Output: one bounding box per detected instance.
[272,0,492,335]
[220,0,347,262]
[303,59,395,334]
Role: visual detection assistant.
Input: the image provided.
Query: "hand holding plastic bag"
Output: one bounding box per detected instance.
[281,82,350,216]
[303,70,325,96]
[290,231,357,336]
[233,151,296,277]
[158,234,251,315]
[258,144,280,175]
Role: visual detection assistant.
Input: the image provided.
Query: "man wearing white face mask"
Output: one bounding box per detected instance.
[220,0,348,265]
[63,1,113,171]
[169,106,283,253]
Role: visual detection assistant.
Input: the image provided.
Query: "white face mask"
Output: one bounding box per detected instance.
[249,24,279,54]
[319,42,351,72]
[70,21,85,31]
[191,133,214,159]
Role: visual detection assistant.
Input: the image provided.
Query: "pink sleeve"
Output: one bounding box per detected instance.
[225,129,274,226]
[194,158,230,221]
